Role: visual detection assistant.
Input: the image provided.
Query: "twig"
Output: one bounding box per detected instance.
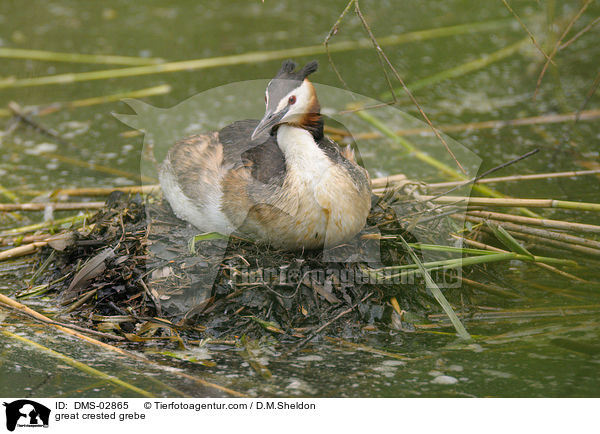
[27,250,56,288]
[424,169,600,188]
[62,288,98,314]
[534,0,593,98]
[52,185,160,197]
[467,219,600,259]
[139,279,162,317]
[283,291,373,356]
[323,0,355,94]
[559,15,600,50]
[577,68,600,121]
[372,252,576,280]
[324,336,412,359]
[356,110,469,181]
[1,233,52,247]
[352,0,466,174]
[8,101,68,146]
[370,174,410,189]
[458,276,521,299]
[501,0,553,62]
[429,149,539,201]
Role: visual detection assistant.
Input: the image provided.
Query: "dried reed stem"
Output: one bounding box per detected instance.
[331,109,600,140]
[0,202,104,212]
[0,47,164,65]
[467,210,600,234]
[419,195,600,212]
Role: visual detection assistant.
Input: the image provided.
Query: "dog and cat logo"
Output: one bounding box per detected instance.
[3,400,50,431]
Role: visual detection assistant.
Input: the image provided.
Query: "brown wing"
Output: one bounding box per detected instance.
[165,132,225,205]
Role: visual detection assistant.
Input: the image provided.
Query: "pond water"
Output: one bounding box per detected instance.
[1,0,599,397]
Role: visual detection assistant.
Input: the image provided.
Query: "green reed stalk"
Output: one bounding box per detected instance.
[0,19,515,89]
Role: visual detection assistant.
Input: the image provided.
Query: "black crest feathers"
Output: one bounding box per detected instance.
[300,60,319,78]
[275,60,319,81]
[278,60,298,75]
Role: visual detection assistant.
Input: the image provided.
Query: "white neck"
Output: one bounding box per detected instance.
[277,124,331,174]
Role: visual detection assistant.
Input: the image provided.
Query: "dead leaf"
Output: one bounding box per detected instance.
[46,232,75,251]
[63,247,115,299]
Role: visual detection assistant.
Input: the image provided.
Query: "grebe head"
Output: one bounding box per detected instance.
[251,60,320,140]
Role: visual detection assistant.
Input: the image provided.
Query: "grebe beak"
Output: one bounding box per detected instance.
[251,108,288,141]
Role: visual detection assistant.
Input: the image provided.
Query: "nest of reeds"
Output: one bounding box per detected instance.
[40,188,458,341]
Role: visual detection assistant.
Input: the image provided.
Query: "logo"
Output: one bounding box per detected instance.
[3,400,50,432]
[114,78,482,313]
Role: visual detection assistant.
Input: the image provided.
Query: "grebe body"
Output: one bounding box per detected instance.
[159,61,371,250]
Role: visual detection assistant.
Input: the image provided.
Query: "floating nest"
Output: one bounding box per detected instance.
[41,189,462,341]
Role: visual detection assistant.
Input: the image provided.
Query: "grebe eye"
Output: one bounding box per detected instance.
[288,95,296,105]
[264,95,267,103]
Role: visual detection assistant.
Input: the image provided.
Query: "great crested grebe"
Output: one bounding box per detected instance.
[159,60,371,250]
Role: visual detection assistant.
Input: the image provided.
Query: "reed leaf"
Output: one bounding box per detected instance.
[188,232,230,253]
[407,243,498,256]
[398,234,471,340]
[370,251,577,276]
[486,221,534,258]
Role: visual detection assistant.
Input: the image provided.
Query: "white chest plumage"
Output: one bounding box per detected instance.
[276,125,332,190]
[268,125,368,249]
